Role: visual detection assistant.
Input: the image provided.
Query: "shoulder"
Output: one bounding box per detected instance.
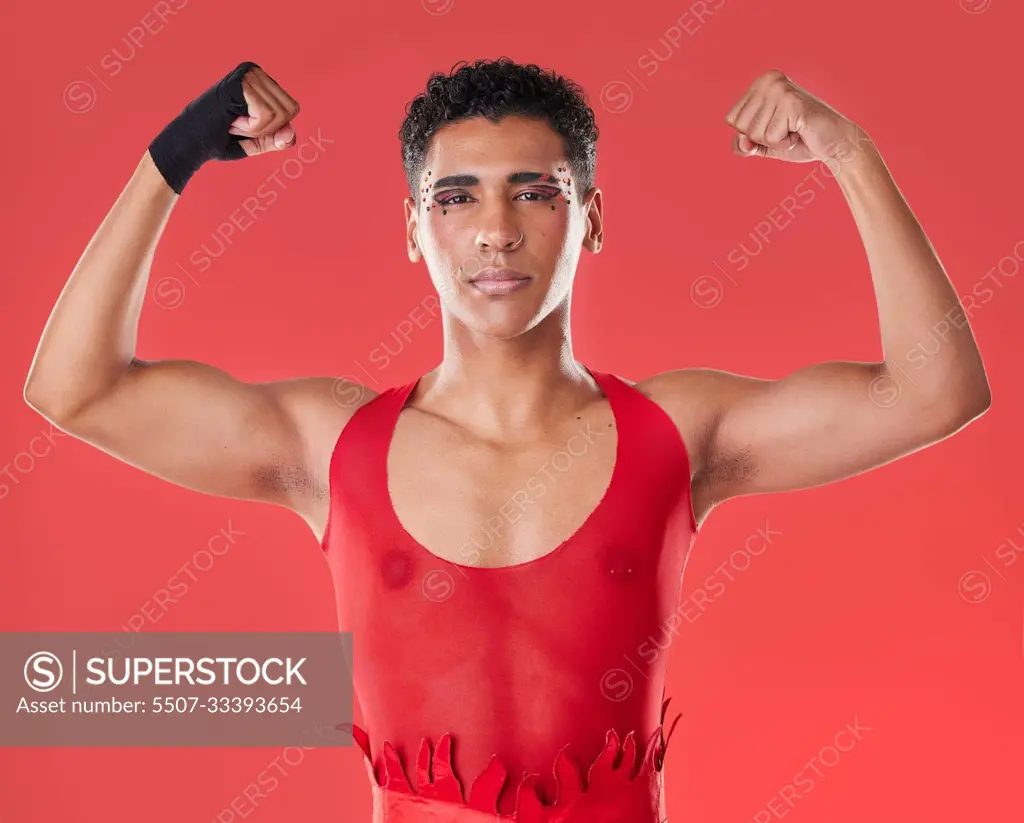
[251,376,381,506]
[261,376,381,434]
[633,366,747,418]
[631,368,767,476]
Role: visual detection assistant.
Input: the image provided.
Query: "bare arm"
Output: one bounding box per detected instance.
[24,148,369,524]
[641,72,990,522]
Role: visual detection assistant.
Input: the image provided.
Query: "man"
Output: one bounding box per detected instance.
[24,58,989,822]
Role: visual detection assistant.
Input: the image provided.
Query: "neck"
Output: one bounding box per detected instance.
[420,303,597,435]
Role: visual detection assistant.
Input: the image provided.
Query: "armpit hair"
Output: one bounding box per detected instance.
[252,459,327,502]
[692,411,758,501]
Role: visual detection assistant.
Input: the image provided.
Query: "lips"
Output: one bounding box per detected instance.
[469,267,530,283]
[468,267,532,295]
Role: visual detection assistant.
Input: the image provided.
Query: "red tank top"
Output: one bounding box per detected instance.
[322,369,698,821]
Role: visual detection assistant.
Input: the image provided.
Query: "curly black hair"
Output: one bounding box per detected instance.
[399,58,599,200]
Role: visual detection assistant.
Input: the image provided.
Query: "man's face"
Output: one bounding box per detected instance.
[404,116,603,339]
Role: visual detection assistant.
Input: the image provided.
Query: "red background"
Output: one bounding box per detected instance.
[2,0,1022,820]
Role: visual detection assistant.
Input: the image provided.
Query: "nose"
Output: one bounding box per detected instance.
[475,214,523,254]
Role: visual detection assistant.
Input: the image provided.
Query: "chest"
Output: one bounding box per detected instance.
[386,403,618,568]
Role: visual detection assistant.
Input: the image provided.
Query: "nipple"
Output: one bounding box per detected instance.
[381,548,414,589]
[606,546,637,580]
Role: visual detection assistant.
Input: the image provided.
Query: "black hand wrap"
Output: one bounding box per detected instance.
[148,61,259,194]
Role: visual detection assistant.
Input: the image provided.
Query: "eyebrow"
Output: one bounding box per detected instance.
[431,171,558,189]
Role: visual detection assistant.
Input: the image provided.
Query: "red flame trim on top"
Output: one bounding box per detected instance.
[347,698,682,820]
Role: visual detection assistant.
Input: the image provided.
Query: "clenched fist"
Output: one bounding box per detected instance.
[227,65,301,156]
[725,70,869,165]
[149,62,301,194]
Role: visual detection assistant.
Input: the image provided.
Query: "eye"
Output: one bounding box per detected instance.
[433,192,473,206]
[515,188,560,202]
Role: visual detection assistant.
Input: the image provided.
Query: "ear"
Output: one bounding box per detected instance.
[581,187,604,254]
[404,196,423,263]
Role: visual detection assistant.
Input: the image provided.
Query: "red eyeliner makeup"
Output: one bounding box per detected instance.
[534,173,562,210]
[425,169,571,213]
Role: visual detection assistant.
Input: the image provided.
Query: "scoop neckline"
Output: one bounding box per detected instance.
[381,366,624,573]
